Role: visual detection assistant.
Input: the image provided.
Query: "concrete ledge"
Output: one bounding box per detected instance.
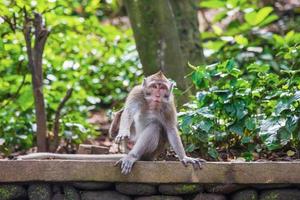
[0,160,300,183]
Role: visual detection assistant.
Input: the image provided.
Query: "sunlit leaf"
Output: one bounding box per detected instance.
[235,35,248,46]
[287,150,295,157]
[255,7,273,25]
[16,86,34,111]
[200,0,226,8]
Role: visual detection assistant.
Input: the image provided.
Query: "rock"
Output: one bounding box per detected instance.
[193,193,226,200]
[52,193,64,200]
[28,183,52,200]
[73,182,113,190]
[252,184,291,190]
[205,184,245,194]
[63,185,80,200]
[135,196,183,200]
[231,189,258,200]
[0,184,27,200]
[81,191,131,200]
[259,189,300,200]
[116,183,157,195]
[159,184,202,195]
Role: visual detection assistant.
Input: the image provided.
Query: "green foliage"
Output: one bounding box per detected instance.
[179,0,300,160]
[200,0,299,73]
[179,60,300,160]
[0,0,141,154]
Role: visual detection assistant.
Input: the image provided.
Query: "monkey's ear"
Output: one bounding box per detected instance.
[169,82,174,93]
[142,78,147,88]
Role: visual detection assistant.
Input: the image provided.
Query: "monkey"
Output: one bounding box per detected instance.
[110,71,205,175]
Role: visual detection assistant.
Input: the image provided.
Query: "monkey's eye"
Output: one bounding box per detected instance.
[160,85,167,90]
[150,84,158,89]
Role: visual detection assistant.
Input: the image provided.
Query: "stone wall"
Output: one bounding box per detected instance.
[1,160,300,200]
[1,182,300,200]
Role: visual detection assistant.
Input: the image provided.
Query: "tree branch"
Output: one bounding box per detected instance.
[52,88,73,152]
[2,15,16,32]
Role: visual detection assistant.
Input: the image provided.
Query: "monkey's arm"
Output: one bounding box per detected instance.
[115,105,135,143]
[166,127,186,159]
[166,127,205,168]
[115,86,142,143]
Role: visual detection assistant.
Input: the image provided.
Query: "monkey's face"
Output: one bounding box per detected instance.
[144,81,171,108]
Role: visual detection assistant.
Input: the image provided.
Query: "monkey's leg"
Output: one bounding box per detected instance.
[115,122,161,175]
[109,109,123,139]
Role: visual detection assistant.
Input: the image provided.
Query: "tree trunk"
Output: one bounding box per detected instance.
[124,0,205,96]
[170,0,205,68]
[23,12,49,152]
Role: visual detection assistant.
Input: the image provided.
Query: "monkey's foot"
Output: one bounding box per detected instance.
[115,155,137,175]
[181,156,206,169]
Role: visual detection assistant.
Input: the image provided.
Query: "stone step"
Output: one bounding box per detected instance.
[0,160,300,183]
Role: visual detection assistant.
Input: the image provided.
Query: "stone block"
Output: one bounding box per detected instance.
[28,183,52,200]
[193,193,226,200]
[0,184,27,200]
[116,183,157,195]
[231,189,258,200]
[81,191,131,200]
[259,189,300,200]
[159,184,202,195]
[73,182,113,190]
[135,195,183,200]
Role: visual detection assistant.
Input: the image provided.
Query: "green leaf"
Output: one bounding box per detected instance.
[235,35,248,46]
[241,136,251,144]
[229,121,244,136]
[247,63,270,73]
[278,127,291,145]
[16,86,34,111]
[273,34,285,46]
[196,130,209,143]
[191,68,210,88]
[258,14,278,27]
[198,119,213,133]
[244,11,257,26]
[287,150,295,157]
[180,115,193,134]
[275,98,291,115]
[213,11,227,23]
[226,0,239,8]
[200,1,226,8]
[185,144,198,153]
[197,107,215,119]
[245,118,256,130]
[285,30,295,44]
[208,147,219,159]
[242,152,253,161]
[244,7,275,26]
[0,39,4,50]
[255,7,273,25]
[212,25,223,35]
[225,59,236,72]
[204,40,227,51]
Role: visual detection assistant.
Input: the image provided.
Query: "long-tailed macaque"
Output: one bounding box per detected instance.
[110,71,205,174]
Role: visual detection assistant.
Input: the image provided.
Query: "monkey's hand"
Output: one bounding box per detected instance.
[115,130,130,143]
[115,155,137,175]
[181,156,206,169]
